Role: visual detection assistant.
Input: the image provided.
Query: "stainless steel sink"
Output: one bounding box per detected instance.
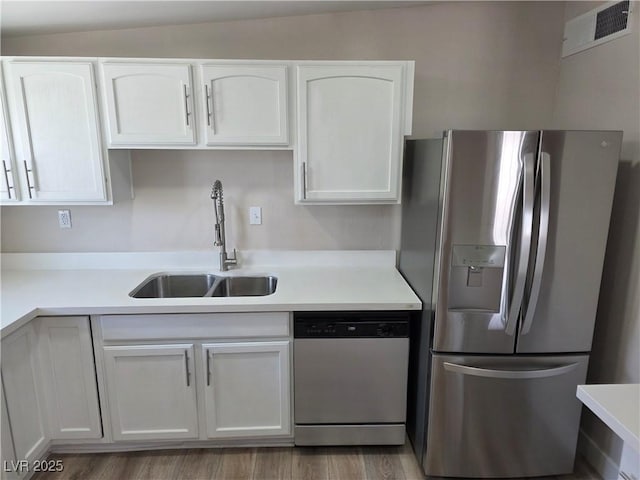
[209,276,278,297]
[129,273,277,298]
[129,273,219,298]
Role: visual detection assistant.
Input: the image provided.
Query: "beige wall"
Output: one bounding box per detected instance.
[551,0,640,471]
[0,1,565,252]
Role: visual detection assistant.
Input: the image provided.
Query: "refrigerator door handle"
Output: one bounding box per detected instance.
[443,361,579,380]
[521,151,551,335]
[505,152,535,335]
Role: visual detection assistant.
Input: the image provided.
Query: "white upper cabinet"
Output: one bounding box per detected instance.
[4,60,108,203]
[296,63,412,204]
[0,67,18,203]
[100,62,196,146]
[201,64,288,145]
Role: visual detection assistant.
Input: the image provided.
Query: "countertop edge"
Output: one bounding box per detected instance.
[2,301,421,337]
[577,384,640,451]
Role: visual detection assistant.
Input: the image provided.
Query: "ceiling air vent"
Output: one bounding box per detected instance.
[562,0,633,57]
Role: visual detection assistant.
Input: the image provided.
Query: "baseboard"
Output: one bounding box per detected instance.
[49,437,294,454]
[578,428,621,480]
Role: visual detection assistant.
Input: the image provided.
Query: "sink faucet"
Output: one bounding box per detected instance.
[211,180,237,271]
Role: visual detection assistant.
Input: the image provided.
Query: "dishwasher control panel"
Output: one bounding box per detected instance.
[294,312,409,338]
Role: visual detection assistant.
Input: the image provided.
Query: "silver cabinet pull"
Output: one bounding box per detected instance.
[184,350,191,387]
[301,162,307,199]
[2,160,13,199]
[183,84,191,127]
[205,84,213,129]
[23,160,35,199]
[206,349,212,386]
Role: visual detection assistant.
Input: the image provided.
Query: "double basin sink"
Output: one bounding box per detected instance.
[130,273,277,298]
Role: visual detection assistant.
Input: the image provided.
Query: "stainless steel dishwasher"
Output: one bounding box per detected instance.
[294,311,410,446]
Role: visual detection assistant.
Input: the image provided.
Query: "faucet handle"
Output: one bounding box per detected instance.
[228,248,238,263]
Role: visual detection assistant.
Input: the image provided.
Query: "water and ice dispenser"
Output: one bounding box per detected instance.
[448,245,506,312]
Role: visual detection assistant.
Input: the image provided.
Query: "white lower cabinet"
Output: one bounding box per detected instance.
[618,443,639,480]
[1,382,19,480]
[1,317,103,477]
[203,341,290,438]
[36,316,102,440]
[97,312,292,443]
[0,323,48,465]
[102,344,198,441]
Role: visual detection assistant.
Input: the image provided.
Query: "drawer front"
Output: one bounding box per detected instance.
[100,312,290,341]
[425,354,588,478]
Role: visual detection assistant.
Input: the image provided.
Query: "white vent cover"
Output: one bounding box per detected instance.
[562,0,633,57]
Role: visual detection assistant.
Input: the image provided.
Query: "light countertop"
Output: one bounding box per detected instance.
[577,384,640,451]
[1,250,422,337]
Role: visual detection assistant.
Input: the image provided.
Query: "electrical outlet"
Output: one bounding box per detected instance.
[58,209,72,229]
[249,206,262,225]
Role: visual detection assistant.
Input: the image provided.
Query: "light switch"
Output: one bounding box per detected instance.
[249,206,262,225]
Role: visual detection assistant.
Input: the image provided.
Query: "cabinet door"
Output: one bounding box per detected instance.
[296,64,406,203]
[1,324,48,464]
[1,382,19,480]
[101,63,196,146]
[103,344,198,441]
[5,61,107,202]
[0,66,18,203]
[202,341,290,438]
[36,316,102,440]
[201,65,288,145]
[618,443,639,480]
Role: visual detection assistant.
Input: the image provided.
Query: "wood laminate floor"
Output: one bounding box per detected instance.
[32,443,601,480]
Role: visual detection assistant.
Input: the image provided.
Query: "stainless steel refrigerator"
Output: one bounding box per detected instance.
[399,130,621,478]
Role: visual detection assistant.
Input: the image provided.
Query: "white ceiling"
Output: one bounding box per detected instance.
[0,0,431,37]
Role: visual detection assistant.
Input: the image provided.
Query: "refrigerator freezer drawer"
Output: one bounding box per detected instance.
[424,354,589,478]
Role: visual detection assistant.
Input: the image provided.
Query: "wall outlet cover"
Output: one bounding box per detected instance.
[58,209,72,229]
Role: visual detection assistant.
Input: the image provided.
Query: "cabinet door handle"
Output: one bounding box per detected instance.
[206,349,212,386]
[301,162,307,199]
[205,84,213,130]
[2,160,13,199]
[23,160,35,199]
[183,84,191,127]
[184,350,191,387]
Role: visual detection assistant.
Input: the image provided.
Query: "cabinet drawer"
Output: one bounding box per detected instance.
[100,312,290,341]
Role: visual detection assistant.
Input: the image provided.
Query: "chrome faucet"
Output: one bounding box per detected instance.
[211,180,237,271]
